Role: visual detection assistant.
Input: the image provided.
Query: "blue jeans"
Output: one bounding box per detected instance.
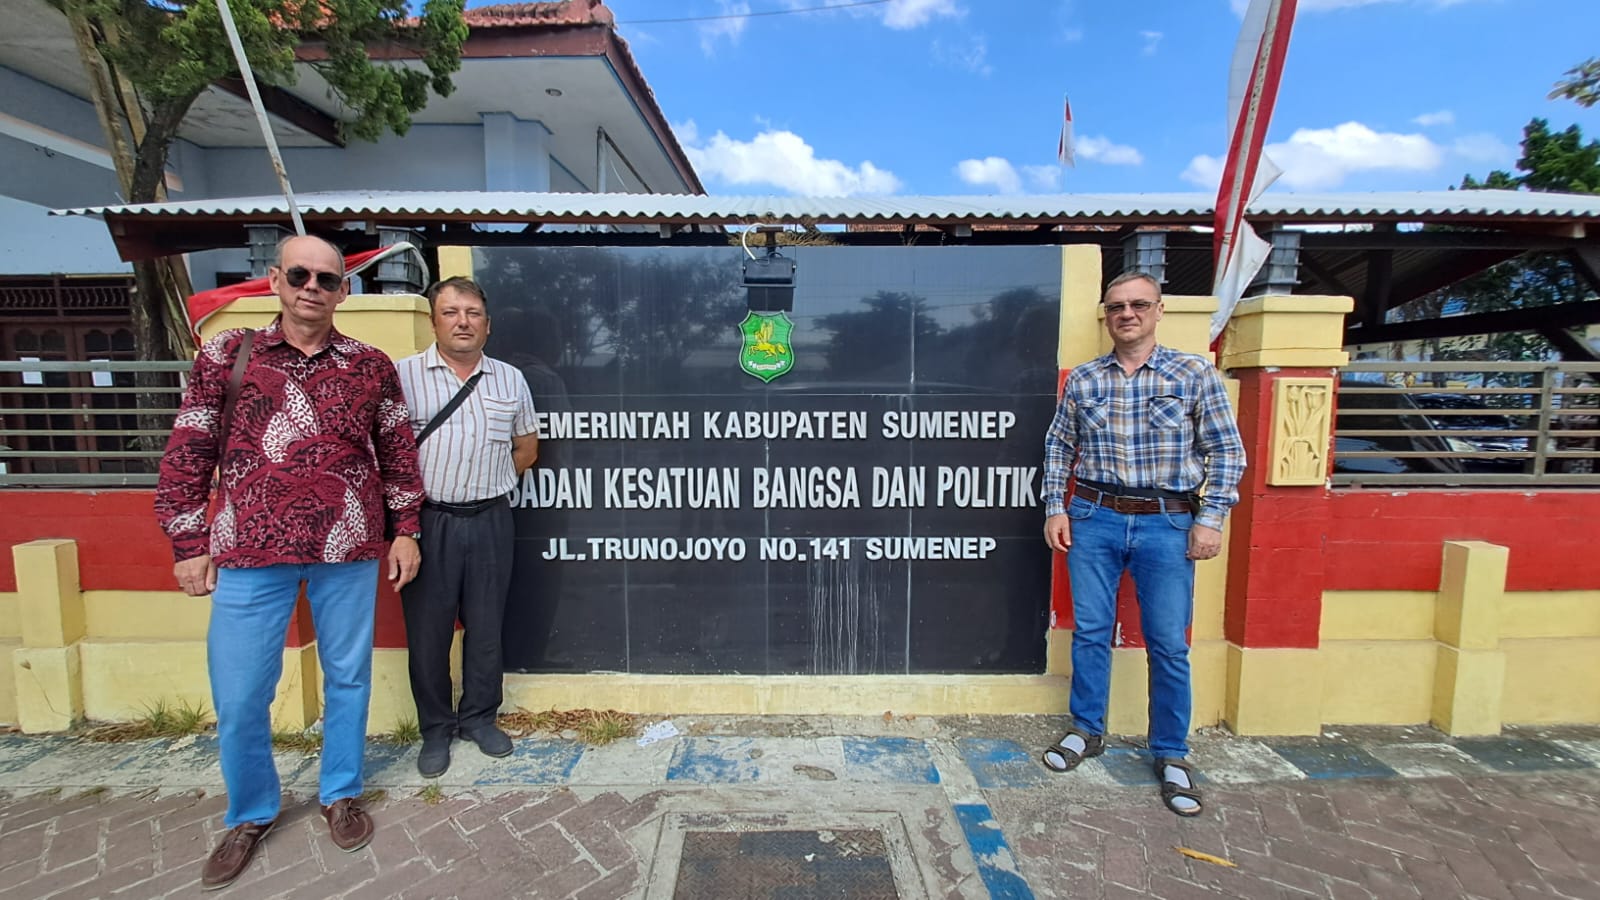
[208,560,379,827]
[1065,494,1196,759]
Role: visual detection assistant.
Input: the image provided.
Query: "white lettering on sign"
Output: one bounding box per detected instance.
[880,410,1017,440]
[750,466,861,509]
[602,467,741,509]
[864,537,999,560]
[934,466,1038,508]
[511,467,594,509]
[536,411,691,440]
[703,410,869,441]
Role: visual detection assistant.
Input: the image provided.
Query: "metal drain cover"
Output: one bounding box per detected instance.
[673,829,899,899]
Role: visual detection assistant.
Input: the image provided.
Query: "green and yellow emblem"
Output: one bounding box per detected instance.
[738,311,795,382]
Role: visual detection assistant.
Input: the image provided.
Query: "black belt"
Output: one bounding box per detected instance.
[1073,482,1195,515]
[422,495,506,516]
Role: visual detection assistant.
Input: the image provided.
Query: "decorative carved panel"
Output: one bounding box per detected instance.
[1270,377,1334,486]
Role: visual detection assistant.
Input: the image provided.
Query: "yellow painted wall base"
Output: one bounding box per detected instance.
[0,638,18,724]
[1225,645,1324,736]
[502,674,1072,717]
[13,644,83,732]
[1433,646,1506,735]
[1501,638,1600,724]
[80,642,210,722]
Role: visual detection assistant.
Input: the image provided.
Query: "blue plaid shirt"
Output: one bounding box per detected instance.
[1043,345,1246,530]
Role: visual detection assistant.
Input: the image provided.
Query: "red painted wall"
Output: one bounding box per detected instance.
[0,490,410,648]
[1324,489,1600,592]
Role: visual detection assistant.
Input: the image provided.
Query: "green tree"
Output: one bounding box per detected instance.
[1400,118,1600,364]
[1550,57,1600,107]
[55,0,468,358]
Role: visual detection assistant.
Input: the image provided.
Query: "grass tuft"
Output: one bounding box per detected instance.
[497,708,638,746]
[82,698,212,742]
[382,718,421,745]
[417,784,444,805]
[271,729,323,753]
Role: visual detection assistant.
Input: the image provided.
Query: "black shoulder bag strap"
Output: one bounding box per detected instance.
[218,329,255,451]
[416,372,485,444]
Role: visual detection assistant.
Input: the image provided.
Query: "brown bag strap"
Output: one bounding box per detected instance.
[218,329,255,452]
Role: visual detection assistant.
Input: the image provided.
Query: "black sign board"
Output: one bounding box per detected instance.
[477,245,1062,675]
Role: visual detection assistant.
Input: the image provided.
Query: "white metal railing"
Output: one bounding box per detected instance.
[0,360,191,486]
[1335,360,1600,487]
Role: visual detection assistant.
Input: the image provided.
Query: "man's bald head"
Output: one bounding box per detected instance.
[275,235,346,276]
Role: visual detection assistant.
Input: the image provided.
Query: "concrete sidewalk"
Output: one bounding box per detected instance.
[1,716,1597,899]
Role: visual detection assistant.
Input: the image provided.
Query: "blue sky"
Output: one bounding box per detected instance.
[584,0,1600,196]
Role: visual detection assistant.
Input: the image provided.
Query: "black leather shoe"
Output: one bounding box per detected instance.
[417,735,451,778]
[461,724,514,758]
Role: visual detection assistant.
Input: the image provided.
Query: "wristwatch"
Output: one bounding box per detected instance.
[401,531,421,540]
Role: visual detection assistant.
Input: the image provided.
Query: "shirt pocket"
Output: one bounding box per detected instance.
[1148,394,1187,430]
[1080,397,1111,430]
[482,396,518,442]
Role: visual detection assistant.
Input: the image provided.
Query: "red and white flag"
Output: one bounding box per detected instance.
[186,242,426,339]
[1210,0,1298,344]
[1057,95,1075,168]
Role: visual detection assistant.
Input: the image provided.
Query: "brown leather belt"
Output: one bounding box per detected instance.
[1073,482,1194,515]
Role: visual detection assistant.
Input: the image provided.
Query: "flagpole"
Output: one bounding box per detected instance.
[214,0,306,236]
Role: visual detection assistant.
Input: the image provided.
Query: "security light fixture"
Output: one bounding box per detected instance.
[1247,229,1302,297]
[1120,230,1168,285]
[742,225,796,312]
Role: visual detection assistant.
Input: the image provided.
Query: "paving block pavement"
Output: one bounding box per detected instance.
[0,718,1596,899]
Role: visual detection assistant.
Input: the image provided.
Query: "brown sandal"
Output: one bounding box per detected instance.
[1042,727,1104,772]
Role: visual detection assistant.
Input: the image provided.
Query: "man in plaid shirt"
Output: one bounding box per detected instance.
[1039,271,1246,817]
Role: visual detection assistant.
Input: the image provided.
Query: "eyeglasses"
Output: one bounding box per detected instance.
[282,266,344,292]
[1103,300,1157,315]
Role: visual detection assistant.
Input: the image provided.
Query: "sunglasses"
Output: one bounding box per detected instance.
[281,266,345,292]
[1103,300,1157,315]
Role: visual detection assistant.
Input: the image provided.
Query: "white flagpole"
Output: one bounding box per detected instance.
[214,0,306,236]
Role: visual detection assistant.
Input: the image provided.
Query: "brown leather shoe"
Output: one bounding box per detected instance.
[200,819,275,891]
[321,797,374,852]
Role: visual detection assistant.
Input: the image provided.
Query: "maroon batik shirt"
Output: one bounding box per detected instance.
[155,320,425,567]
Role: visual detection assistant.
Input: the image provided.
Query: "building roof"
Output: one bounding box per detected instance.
[56,188,1600,235]
[458,0,614,27]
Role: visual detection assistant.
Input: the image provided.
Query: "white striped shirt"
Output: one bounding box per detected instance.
[395,344,537,504]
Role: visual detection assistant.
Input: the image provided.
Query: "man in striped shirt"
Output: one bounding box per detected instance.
[1039,271,1246,817]
[396,277,539,778]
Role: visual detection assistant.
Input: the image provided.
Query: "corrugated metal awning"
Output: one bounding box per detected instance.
[55,188,1600,223]
[52,189,1600,261]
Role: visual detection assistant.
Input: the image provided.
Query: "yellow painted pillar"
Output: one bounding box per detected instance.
[1432,541,1508,735]
[11,539,86,732]
[201,295,434,361]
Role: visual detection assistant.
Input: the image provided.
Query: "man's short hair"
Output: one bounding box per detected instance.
[274,234,346,276]
[1102,270,1161,303]
[425,276,489,313]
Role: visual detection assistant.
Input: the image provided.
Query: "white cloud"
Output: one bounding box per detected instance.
[1021,165,1062,191]
[1181,121,1442,190]
[932,34,991,76]
[1061,27,1085,42]
[789,0,963,28]
[956,157,1022,194]
[882,0,963,28]
[677,121,902,195]
[1076,135,1145,166]
[1412,110,1455,127]
[1451,132,1514,164]
[698,0,749,55]
[1140,30,1163,55]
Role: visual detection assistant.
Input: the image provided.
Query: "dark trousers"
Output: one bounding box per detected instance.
[400,500,513,740]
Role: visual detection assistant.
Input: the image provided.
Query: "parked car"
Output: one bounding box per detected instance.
[1333,380,1466,477]
[1409,393,1532,474]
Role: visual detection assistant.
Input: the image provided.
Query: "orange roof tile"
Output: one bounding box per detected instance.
[460,0,613,29]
